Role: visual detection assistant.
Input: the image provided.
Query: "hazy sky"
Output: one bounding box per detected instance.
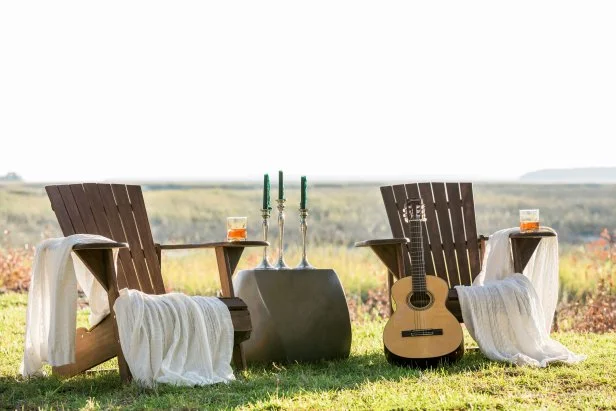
[1,1,615,183]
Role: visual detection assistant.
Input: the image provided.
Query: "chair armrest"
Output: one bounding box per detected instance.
[353,238,408,279]
[71,242,128,292]
[354,238,408,248]
[72,242,128,250]
[159,241,269,250]
[509,230,556,239]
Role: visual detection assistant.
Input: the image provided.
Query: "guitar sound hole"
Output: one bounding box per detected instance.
[408,291,433,310]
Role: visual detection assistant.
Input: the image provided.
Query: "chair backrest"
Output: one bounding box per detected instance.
[45,183,166,294]
[380,182,481,287]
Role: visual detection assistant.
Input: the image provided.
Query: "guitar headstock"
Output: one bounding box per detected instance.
[403,198,426,223]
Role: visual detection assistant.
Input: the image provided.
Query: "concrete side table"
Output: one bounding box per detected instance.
[233,268,352,364]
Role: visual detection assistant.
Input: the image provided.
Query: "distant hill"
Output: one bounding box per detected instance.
[520,167,616,183]
[0,172,22,182]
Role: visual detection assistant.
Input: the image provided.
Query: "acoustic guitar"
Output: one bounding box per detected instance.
[383,197,464,368]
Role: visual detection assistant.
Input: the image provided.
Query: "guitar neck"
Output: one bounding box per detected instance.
[409,220,427,292]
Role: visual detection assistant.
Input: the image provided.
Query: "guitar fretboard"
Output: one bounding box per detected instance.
[408,219,427,292]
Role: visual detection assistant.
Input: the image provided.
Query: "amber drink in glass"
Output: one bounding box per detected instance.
[227,217,247,241]
[519,209,539,233]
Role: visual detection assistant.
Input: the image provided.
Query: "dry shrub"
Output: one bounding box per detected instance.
[556,277,616,333]
[347,288,389,323]
[0,231,33,292]
[555,228,616,333]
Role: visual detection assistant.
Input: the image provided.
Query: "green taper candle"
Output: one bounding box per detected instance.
[278,170,284,200]
[263,174,270,209]
[300,176,307,209]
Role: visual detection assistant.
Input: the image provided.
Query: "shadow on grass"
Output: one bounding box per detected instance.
[1,349,496,409]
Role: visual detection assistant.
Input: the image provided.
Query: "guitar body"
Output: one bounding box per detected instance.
[383,275,464,368]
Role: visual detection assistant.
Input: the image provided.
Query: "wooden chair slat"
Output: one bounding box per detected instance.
[45,186,77,235]
[81,183,113,238]
[395,184,423,278]
[392,184,415,277]
[57,185,86,233]
[82,183,131,289]
[414,183,441,278]
[68,184,100,234]
[460,183,481,281]
[380,186,411,278]
[446,182,473,286]
[98,185,140,290]
[431,183,461,287]
[110,184,155,294]
[126,185,165,295]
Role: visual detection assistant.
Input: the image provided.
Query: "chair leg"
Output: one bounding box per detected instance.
[232,342,247,370]
[388,242,405,317]
[117,349,132,382]
[387,270,394,316]
[215,245,250,371]
[102,249,133,383]
[215,246,245,298]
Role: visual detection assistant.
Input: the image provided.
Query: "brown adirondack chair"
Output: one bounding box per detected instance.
[45,183,268,382]
[355,182,555,321]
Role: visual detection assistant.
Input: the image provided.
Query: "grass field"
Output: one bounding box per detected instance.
[3,181,616,300]
[1,183,616,409]
[1,293,615,410]
[2,182,616,248]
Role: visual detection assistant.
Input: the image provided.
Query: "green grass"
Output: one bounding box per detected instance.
[1,293,615,410]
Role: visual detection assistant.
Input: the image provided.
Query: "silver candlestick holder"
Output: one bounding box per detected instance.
[275,199,289,269]
[255,208,275,269]
[296,208,315,269]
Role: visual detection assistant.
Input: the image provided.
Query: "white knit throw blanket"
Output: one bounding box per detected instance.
[20,234,115,377]
[22,235,235,387]
[113,289,234,387]
[455,228,586,367]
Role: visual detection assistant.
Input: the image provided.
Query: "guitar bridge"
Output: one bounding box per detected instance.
[401,329,444,337]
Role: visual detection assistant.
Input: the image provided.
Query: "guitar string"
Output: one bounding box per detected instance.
[416,220,423,330]
[409,208,418,330]
[409,206,428,331]
[412,217,420,329]
[417,213,429,329]
[411,218,420,330]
